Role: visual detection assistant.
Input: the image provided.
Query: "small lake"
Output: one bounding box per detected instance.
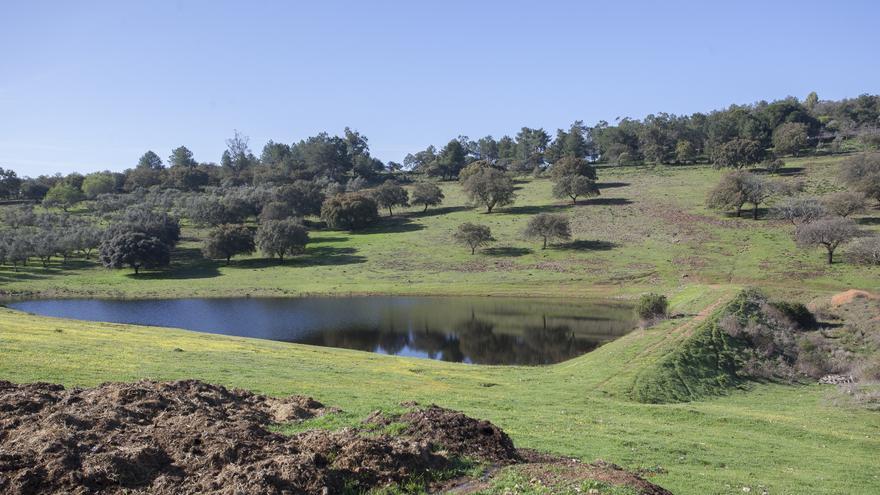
[7,296,636,365]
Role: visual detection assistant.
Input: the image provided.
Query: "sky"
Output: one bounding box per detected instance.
[1,0,879,177]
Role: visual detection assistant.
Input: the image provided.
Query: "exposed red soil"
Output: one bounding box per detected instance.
[0,380,671,494]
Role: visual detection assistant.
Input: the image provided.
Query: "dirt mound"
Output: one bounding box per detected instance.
[0,380,517,494]
[398,405,519,463]
[830,289,879,306]
[0,380,671,494]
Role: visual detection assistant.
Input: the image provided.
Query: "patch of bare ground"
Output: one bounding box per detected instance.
[0,381,672,495]
[438,451,671,495]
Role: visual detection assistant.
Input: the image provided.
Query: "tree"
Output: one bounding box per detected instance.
[185,195,244,226]
[99,231,170,274]
[839,153,880,205]
[707,170,750,217]
[429,139,467,179]
[137,150,164,170]
[770,197,827,226]
[461,168,515,213]
[221,130,257,172]
[169,146,197,168]
[106,207,181,247]
[411,182,444,212]
[372,182,409,216]
[275,180,326,217]
[320,192,380,230]
[259,201,295,222]
[42,183,84,211]
[81,172,116,199]
[712,138,764,169]
[552,175,599,205]
[255,219,309,263]
[772,122,809,156]
[822,191,866,218]
[742,174,774,219]
[203,224,255,264]
[795,217,859,264]
[0,167,22,199]
[523,213,571,249]
[453,223,494,254]
[675,140,697,164]
[549,156,597,181]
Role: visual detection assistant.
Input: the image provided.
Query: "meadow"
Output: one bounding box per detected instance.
[0,155,877,301]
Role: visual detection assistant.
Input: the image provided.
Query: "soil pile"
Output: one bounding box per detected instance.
[398,405,519,463]
[0,380,671,494]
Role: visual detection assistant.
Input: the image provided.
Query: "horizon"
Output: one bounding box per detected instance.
[2,0,879,177]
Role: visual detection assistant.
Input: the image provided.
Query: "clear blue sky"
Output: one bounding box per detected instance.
[2,0,878,176]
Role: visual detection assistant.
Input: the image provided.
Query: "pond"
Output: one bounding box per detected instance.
[8,296,636,365]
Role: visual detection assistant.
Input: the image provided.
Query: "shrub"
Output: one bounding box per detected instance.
[847,236,880,265]
[453,223,494,255]
[636,293,668,322]
[523,213,571,249]
[203,224,255,264]
[410,182,444,212]
[255,219,309,263]
[320,192,380,230]
[99,231,170,275]
[768,301,818,330]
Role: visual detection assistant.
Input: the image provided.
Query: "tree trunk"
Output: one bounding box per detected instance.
[571,196,577,205]
[388,207,393,217]
[542,237,547,249]
[827,248,834,265]
[423,204,428,212]
[471,245,476,255]
[226,256,231,265]
[753,204,759,220]
[134,264,140,275]
[736,205,742,217]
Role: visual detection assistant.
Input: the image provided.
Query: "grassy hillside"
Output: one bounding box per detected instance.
[2,286,879,494]
[1,156,877,301]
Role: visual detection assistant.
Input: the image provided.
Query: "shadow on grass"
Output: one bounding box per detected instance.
[231,246,366,269]
[856,216,880,226]
[409,205,470,218]
[311,236,350,243]
[579,197,633,206]
[497,204,568,215]
[556,240,617,251]
[483,246,534,257]
[598,182,630,189]
[352,216,425,234]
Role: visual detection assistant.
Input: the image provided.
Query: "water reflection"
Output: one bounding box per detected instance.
[7,296,635,365]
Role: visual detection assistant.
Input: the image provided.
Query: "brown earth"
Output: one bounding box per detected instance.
[0,380,670,494]
[830,289,879,306]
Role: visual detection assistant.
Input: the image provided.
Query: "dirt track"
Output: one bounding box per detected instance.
[0,379,669,494]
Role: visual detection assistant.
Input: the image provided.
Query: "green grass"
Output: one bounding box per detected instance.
[2,285,879,494]
[1,156,877,301]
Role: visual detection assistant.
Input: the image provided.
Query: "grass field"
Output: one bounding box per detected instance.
[1,157,879,494]
[1,156,877,301]
[1,285,879,494]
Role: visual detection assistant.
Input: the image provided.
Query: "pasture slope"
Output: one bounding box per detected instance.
[1,285,878,494]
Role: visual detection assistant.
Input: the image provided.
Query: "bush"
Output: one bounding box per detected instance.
[847,236,880,265]
[768,301,818,330]
[636,293,668,322]
[320,192,380,230]
[255,219,309,262]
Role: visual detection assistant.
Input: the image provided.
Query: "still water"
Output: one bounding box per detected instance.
[8,296,636,365]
